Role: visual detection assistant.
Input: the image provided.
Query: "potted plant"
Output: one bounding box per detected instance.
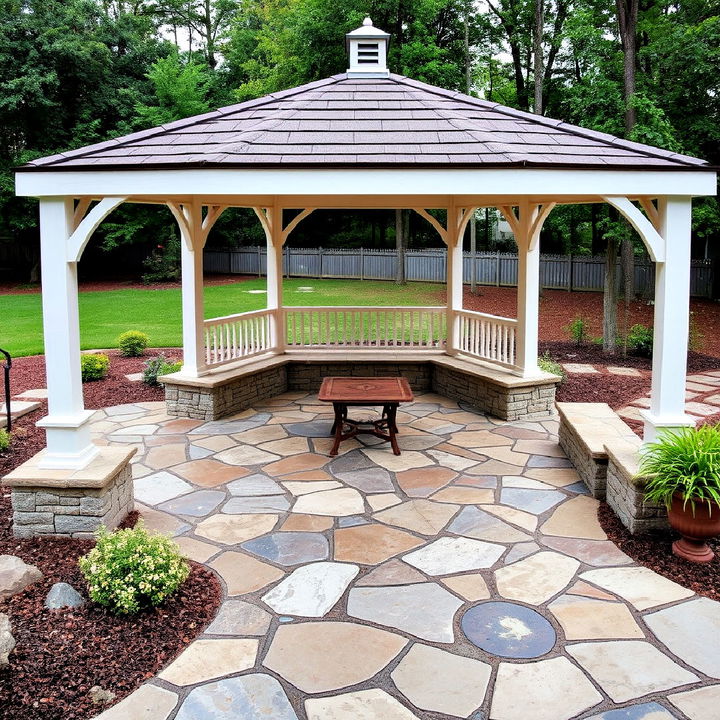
[639,424,720,563]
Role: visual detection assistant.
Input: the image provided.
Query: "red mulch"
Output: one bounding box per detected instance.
[598,502,720,601]
[0,502,222,720]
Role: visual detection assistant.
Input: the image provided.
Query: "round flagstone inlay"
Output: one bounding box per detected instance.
[461,601,556,658]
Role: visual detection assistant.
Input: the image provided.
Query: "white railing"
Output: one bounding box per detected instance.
[204,309,274,367]
[457,309,517,368]
[284,306,446,350]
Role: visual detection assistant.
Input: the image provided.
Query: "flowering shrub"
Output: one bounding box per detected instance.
[0,429,10,452]
[78,522,190,614]
[81,353,110,382]
[117,330,150,357]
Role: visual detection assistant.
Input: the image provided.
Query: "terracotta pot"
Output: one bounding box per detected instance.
[668,493,720,563]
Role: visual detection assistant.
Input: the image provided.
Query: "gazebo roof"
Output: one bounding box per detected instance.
[21,73,707,173]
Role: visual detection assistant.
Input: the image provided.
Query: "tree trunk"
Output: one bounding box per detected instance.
[621,236,635,355]
[534,0,544,114]
[616,0,639,135]
[603,237,619,353]
[395,209,406,285]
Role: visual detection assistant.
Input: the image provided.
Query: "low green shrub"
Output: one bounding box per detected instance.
[0,429,10,452]
[538,351,565,380]
[626,324,654,357]
[142,236,181,283]
[117,330,149,357]
[564,315,590,345]
[142,353,182,386]
[81,353,110,382]
[78,522,190,615]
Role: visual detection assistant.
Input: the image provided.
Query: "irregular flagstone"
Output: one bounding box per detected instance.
[280,513,334,532]
[431,487,495,504]
[567,580,618,601]
[195,512,278,544]
[189,414,271,435]
[373,499,460,535]
[135,505,189,536]
[440,573,490,601]
[495,552,580,604]
[215,445,281,467]
[227,474,285,496]
[262,562,359,617]
[396,433,444,450]
[337,468,395,493]
[513,439,566,457]
[292,487,365,516]
[542,537,631,566]
[403,537,505,575]
[230,425,288,444]
[174,536,219,563]
[223,495,291,513]
[191,436,236,452]
[334,524,423,565]
[367,493,402,511]
[264,453,330,475]
[524,467,581,487]
[448,506,531,543]
[282,481,342,495]
[491,656,602,720]
[548,595,644,640]
[209,551,284,595]
[356,559,427,586]
[92,684,178,720]
[567,640,699,703]
[159,638,258,685]
[360,448,434,472]
[644,597,720,679]
[584,703,676,719]
[305,689,420,720]
[258,437,310,456]
[263,621,408,693]
[157,490,225,517]
[483,505,538,531]
[580,567,694,611]
[328,450,375,475]
[502,476,555,490]
[541,495,607,540]
[499,488,565,515]
[134,472,193,505]
[504,541,540,564]
[479,445,530,466]
[409,416,464,434]
[465,459,525,476]
[144,444,187,470]
[173,459,251,487]
[669,685,720,720]
[426,449,480,471]
[206,599,271,636]
[395,467,456,497]
[390,643,491,717]
[347,583,463,642]
[241,532,329,566]
[448,430,513,448]
[284,420,334,437]
[175,674,297,720]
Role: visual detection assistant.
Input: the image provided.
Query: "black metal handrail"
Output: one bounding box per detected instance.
[0,348,10,432]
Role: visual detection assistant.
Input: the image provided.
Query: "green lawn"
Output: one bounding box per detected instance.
[0,278,444,357]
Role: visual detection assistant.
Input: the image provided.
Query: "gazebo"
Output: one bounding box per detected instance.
[10,19,717,527]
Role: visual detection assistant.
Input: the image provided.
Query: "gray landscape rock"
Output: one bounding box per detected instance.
[44,582,86,610]
[0,555,43,599]
[0,613,15,666]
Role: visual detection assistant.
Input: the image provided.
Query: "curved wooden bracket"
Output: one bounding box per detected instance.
[529,202,556,251]
[457,206,479,241]
[602,196,665,262]
[499,202,555,252]
[169,202,228,251]
[413,208,448,244]
[282,208,314,245]
[67,197,127,262]
[253,207,272,242]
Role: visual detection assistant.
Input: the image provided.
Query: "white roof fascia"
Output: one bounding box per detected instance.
[16,168,717,199]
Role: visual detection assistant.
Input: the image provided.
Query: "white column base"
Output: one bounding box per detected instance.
[640,409,695,445]
[36,410,99,469]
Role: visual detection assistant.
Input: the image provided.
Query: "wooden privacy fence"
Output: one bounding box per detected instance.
[205,247,714,298]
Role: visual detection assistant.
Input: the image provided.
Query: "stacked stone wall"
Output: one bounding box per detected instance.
[558,421,608,498]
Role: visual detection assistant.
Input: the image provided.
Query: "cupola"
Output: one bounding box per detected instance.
[346,18,390,78]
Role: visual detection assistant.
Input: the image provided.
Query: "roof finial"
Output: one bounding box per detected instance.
[346,19,391,78]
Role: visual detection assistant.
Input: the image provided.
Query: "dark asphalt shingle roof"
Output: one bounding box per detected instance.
[20,74,708,171]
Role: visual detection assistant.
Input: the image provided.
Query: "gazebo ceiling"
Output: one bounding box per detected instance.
[21,74,708,173]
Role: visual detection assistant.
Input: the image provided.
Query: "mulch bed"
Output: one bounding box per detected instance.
[0,503,222,720]
[598,502,720,602]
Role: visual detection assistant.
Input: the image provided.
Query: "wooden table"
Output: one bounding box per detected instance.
[318,377,414,456]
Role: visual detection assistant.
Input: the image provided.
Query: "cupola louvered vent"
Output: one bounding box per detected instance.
[346,18,390,78]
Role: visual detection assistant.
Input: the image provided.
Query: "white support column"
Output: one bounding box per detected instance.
[36,198,98,469]
[180,231,206,376]
[641,197,695,442]
[445,205,464,355]
[516,235,541,376]
[267,206,285,352]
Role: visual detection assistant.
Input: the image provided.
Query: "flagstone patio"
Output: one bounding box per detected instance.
[91,392,720,720]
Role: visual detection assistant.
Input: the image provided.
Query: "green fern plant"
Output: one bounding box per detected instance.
[639,425,720,515]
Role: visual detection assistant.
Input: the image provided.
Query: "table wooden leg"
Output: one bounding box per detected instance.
[387,404,401,455]
[330,402,344,456]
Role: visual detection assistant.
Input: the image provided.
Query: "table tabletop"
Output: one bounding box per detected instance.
[318,377,414,404]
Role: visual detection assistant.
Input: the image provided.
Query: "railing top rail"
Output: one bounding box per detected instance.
[455,308,517,325]
[284,305,446,312]
[204,308,274,326]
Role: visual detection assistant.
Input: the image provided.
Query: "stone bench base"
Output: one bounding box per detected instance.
[161,352,561,423]
[557,402,640,499]
[2,447,136,539]
[606,441,669,535]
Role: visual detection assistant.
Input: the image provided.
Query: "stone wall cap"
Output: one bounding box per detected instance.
[605,437,646,488]
[2,447,136,489]
[431,355,560,388]
[558,402,638,457]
